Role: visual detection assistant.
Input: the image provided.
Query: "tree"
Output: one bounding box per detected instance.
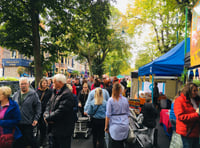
[126,0,188,54]
[0,0,113,85]
[124,0,198,69]
[71,70,80,78]
[72,0,113,77]
[17,66,26,77]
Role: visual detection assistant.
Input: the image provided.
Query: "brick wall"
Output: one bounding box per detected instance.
[4,67,19,77]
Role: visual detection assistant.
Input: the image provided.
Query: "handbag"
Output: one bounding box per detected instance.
[0,129,15,148]
[88,105,100,128]
[126,124,136,143]
[169,131,183,148]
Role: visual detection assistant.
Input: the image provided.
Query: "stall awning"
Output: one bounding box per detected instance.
[139,38,190,76]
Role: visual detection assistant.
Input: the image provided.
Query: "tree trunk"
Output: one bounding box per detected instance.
[87,58,93,77]
[30,0,42,87]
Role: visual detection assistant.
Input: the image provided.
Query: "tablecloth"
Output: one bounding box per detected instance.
[160,109,172,137]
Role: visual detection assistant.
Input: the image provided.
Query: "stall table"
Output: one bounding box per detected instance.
[159,109,172,137]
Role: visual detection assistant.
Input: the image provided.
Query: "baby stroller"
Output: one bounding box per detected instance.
[73,112,91,139]
[128,108,157,148]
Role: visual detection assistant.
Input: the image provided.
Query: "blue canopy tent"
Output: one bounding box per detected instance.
[139,38,190,76]
[138,38,190,102]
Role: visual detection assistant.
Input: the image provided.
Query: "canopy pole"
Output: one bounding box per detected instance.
[184,7,188,56]
[152,75,154,103]
[138,78,139,98]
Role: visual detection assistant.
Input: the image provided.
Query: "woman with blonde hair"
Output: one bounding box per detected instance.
[87,87,107,148]
[0,86,22,148]
[105,83,129,148]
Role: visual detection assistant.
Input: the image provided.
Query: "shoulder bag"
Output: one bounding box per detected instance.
[0,129,15,148]
[88,105,100,128]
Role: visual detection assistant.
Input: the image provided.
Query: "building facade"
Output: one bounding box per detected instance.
[1,47,88,78]
[0,47,33,77]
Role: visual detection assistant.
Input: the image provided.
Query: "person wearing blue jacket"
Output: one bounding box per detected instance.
[0,86,22,145]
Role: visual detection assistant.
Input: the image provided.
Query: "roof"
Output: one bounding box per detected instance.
[139,38,190,76]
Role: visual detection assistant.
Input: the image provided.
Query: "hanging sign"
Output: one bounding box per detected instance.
[191,0,200,67]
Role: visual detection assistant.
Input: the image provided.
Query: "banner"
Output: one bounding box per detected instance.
[191,0,200,67]
[142,81,165,94]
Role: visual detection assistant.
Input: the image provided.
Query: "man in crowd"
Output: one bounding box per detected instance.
[13,77,41,148]
[153,82,159,108]
[74,78,82,96]
[88,76,94,90]
[44,74,74,148]
[67,78,77,95]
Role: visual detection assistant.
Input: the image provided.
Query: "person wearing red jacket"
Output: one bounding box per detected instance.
[67,78,77,95]
[174,83,200,148]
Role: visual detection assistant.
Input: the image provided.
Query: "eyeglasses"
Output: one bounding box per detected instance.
[20,83,28,85]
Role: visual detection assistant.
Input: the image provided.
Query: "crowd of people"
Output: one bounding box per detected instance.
[0,74,131,148]
[1,73,200,148]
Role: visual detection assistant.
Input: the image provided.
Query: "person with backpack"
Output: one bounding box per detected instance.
[87,88,107,148]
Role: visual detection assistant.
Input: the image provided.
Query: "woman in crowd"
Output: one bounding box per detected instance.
[36,78,52,146]
[78,83,90,117]
[105,83,129,148]
[91,79,104,90]
[0,86,22,147]
[174,83,200,148]
[104,80,112,97]
[87,88,107,148]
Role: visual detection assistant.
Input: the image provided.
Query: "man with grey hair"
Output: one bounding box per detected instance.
[12,77,41,148]
[44,74,74,148]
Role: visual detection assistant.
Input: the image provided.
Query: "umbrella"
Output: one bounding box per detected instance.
[117,74,124,79]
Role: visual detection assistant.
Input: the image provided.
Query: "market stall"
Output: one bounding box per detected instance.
[137,38,190,103]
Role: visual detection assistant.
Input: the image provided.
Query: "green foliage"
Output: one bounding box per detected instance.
[71,70,80,77]
[0,0,113,83]
[193,79,200,87]
[125,0,198,69]
[17,67,26,76]
[72,1,115,77]
[0,77,19,81]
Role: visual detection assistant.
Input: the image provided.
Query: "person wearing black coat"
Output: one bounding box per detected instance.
[36,78,52,146]
[44,74,74,148]
[153,82,159,108]
[78,83,90,117]
[141,97,157,128]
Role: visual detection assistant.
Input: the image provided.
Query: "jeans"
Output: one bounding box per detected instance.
[181,136,200,148]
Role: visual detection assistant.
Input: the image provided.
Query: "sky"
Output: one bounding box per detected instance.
[111,0,147,69]
[111,0,130,14]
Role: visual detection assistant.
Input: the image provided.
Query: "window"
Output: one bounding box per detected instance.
[11,51,16,59]
[61,57,64,64]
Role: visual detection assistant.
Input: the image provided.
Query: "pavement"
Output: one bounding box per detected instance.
[71,114,170,148]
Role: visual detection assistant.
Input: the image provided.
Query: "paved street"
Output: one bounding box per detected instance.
[71,116,170,148]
